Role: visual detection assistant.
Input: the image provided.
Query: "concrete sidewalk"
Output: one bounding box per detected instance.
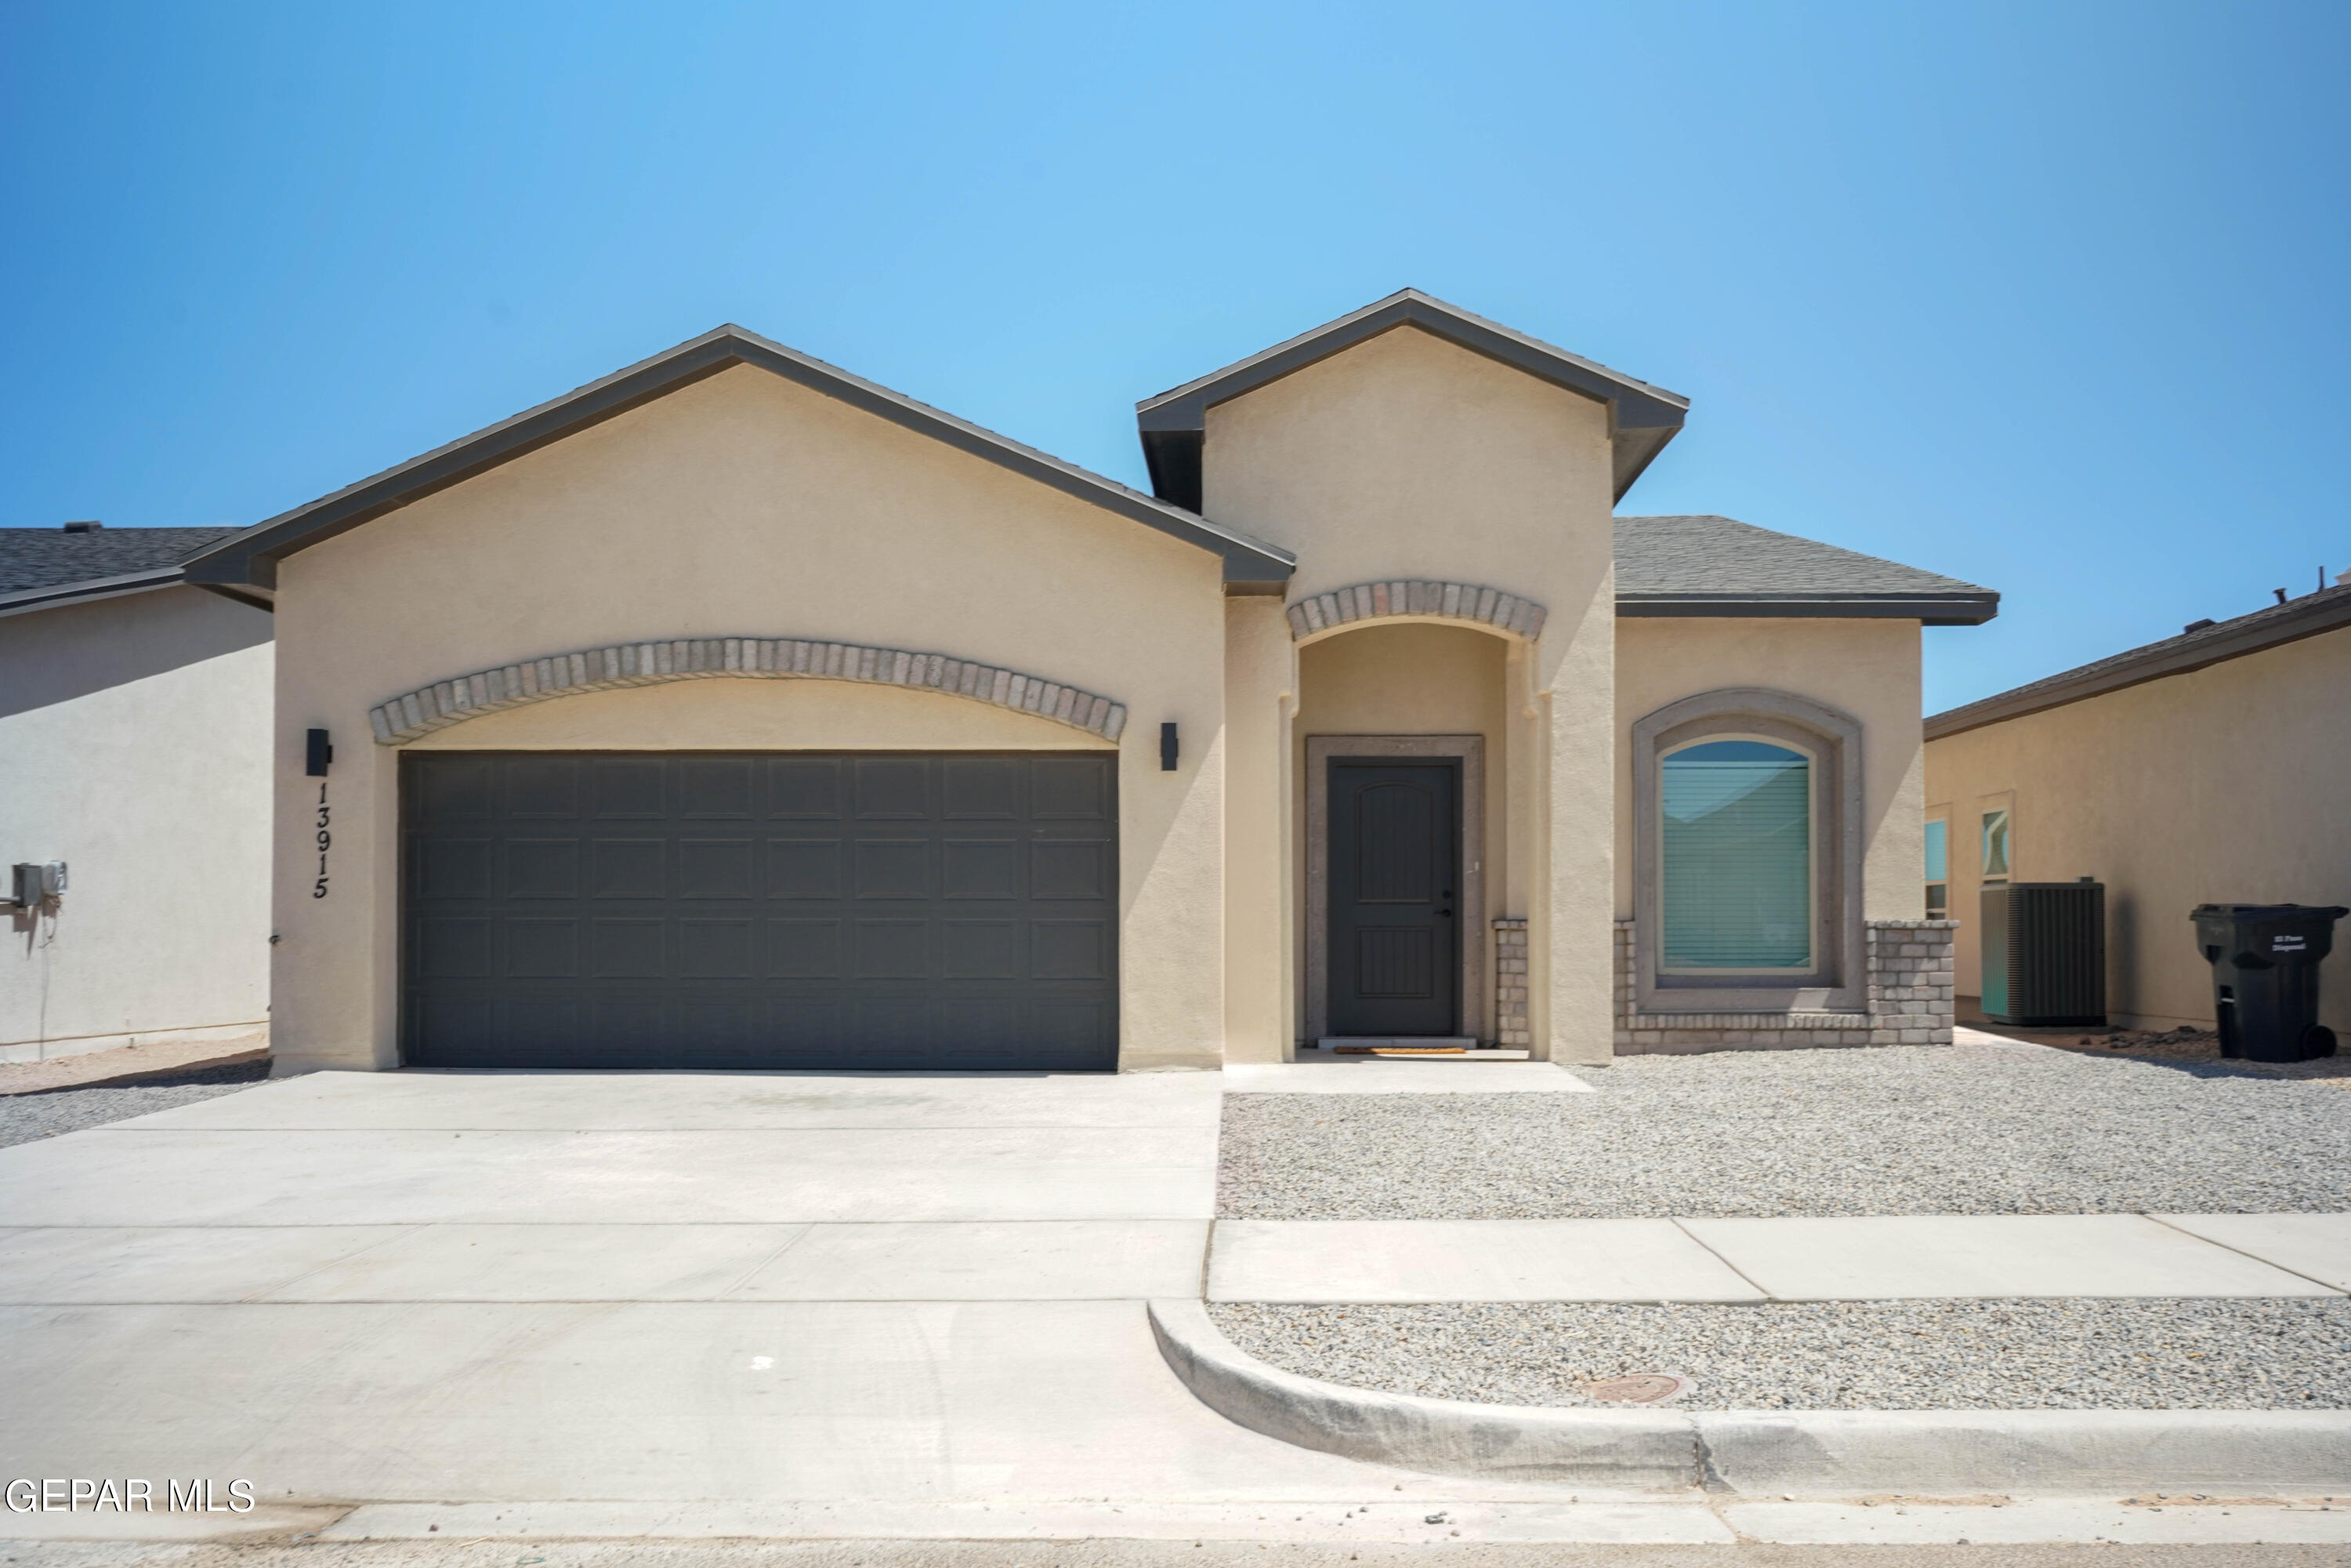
[13,1494,2351,1553]
[1210,1213,2351,1302]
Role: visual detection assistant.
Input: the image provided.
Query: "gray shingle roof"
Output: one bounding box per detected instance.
[1614,515,1998,625]
[0,527,239,596]
[1927,581,2351,738]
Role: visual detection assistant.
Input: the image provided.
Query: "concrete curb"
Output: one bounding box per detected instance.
[1696,1408,2351,1494]
[1147,1298,2351,1494]
[1149,1298,1699,1490]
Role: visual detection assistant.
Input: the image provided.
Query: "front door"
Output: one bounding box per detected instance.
[1328,758,1460,1036]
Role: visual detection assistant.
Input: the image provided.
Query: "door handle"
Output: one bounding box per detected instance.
[1437,909,1454,918]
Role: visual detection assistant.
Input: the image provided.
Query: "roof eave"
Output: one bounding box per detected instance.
[1608,425,1682,502]
[1926,589,2351,741]
[183,326,1295,591]
[192,581,277,614]
[0,567,191,621]
[1617,592,2001,626]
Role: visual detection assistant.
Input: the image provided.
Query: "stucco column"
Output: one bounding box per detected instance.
[1505,639,1537,923]
[268,702,399,1074]
[1538,574,1616,1065]
[1222,599,1295,1062]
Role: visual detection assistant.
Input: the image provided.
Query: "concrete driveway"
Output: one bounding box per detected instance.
[12,1066,2351,1555]
[0,1067,1486,1513]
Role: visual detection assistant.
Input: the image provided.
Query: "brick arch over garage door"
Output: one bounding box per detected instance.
[369,637,1128,745]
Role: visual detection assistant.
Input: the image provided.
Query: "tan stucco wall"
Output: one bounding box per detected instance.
[1926,625,2351,1031]
[1293,622,1511,1040]
[1222,598,1293,1063]
[269,363,1227,1074]
[1201,325,1614,599]
[1615,616,1926,924]
[1202,325,1617,1061]
[404,678,1118,752]
[0,586,273,1059]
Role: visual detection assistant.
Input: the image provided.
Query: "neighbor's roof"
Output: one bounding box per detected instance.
[1614,515,1998,625]
[183,324,1299,596]
[1927,581,2351,740]
[0,527,243,619]
[1136,290,1690,511]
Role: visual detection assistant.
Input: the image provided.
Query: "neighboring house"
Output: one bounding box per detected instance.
[1,525,274,1062]
[177,290,1995,1075]
[1925,581,2351,1034]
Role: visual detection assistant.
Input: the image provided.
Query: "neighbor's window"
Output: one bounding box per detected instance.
[1924,819,1949,918]
[1660,738,1813,971]
[1981,809,2011,883]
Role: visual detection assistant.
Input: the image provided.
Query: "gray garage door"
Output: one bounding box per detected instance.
[400,751,1118,1071]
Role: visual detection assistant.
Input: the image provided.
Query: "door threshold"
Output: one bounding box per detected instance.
[1309,1037,1530,1059]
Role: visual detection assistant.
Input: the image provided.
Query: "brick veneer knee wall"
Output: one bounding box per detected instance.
[1492,918,1530,1048]
[1863,920,1962,1048]
[1611,918,1957,1055]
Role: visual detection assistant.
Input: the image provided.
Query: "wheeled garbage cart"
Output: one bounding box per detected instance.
[2190,903,2348,1063]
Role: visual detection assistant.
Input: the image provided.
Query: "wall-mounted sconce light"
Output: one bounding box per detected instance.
[306,729,333,777]
[1160,722,1179,772]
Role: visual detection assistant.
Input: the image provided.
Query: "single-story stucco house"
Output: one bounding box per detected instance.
[34,290,1996,1076]
[1926,576,2350,1034]
[1,525,273,1062]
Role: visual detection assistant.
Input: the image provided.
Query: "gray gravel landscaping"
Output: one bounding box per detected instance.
[0,1059,271,1149]
[1220,1038,2351,1219]
[1208,1298,2351,1410]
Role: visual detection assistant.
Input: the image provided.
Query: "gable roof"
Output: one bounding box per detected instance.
[0,527,248,619]
[1135,289,1690,511]
[1927,581,2351,740]
[182,325,1298,595]
[1614,515,1998,625]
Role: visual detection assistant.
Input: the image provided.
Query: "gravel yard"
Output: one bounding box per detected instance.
[2006,1024,2351,1085]
[0,1059,271,1149]
[1219,1038,2351,1219]
[1208,1298,2351,1410]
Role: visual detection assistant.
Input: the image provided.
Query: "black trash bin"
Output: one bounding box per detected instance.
[2190,904,2349,1063]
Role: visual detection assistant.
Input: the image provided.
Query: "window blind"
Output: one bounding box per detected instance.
[1981,809,2010,879]
[1661,740,1812,969]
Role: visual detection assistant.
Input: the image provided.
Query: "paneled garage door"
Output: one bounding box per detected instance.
[400,751,1118,1070]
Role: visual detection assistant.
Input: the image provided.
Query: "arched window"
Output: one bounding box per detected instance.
[1659,737,1815,972]
[1632,690,1864,1012]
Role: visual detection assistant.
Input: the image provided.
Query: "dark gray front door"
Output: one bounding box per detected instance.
[400,751,1118,1070]
[1327,758,1460,1037]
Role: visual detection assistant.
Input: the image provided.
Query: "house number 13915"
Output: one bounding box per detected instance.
[312,784,331,899]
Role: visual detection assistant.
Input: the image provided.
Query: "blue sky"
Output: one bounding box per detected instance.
[5,1,2345,711]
